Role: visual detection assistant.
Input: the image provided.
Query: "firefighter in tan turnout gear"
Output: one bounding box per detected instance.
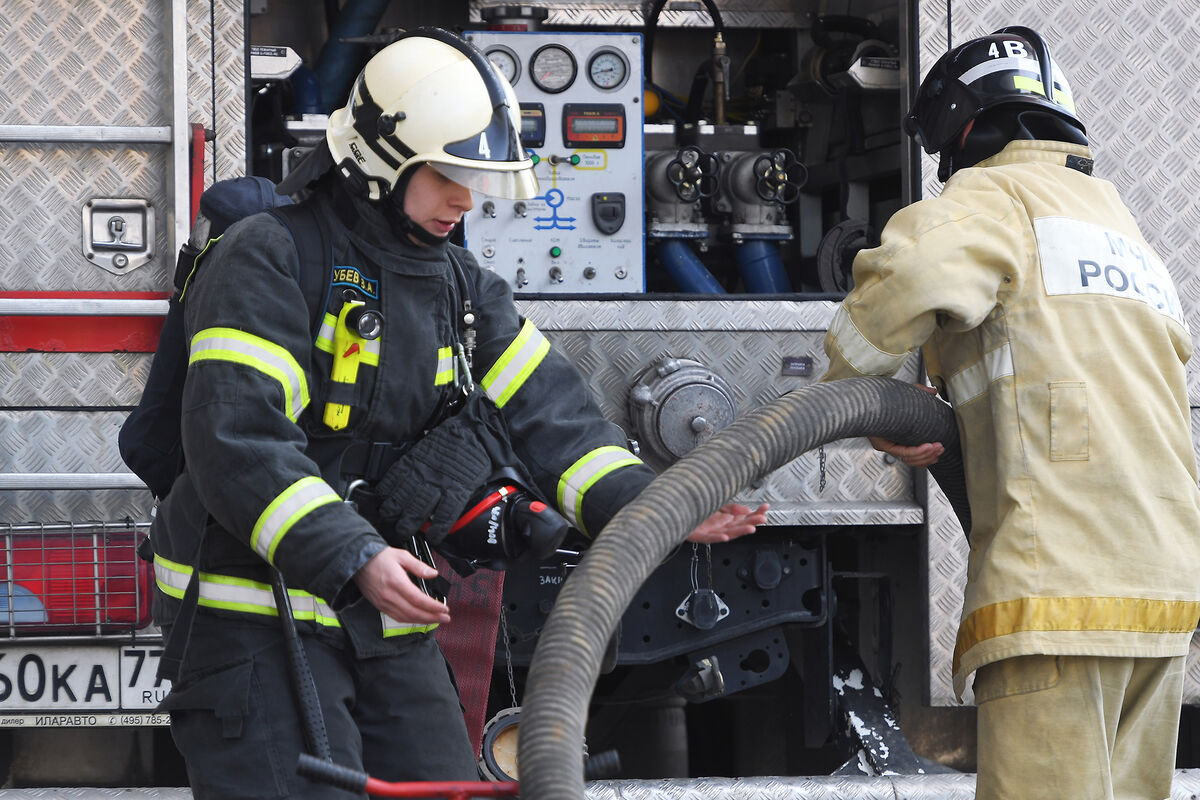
[149,28,766,799]
[822,26,1200,800]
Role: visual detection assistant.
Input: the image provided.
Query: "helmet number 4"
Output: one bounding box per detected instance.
[478,133,491,159]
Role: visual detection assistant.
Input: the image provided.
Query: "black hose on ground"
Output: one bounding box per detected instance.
[517,377,969,800]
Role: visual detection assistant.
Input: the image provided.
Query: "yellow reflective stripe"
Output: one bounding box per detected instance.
[557,446,644,536]
[946,343,1014,406]
[1012,75,1076,113]
[251,476,341,563]
[953,596,1200,671]
[1012,74,1045,97]
[315,313,337,354]
[316,313,380,366]
[153,556,341,626]
[481,319,551,408]
[190,327,310,421]
[827,306,909,377]
[380,612,438,637]
[434,346,455,386]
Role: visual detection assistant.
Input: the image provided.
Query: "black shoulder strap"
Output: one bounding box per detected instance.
[268,203,333,340]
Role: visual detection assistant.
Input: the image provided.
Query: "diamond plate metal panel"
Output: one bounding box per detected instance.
[0,2,172,128]
[470,1,812,28]
[519,299,924,526]
[0,411,152,523]
[0,145,169,291]
[0,353,149,407]
[0,1,175,291]
[919,0,1200,707]
[189,0,248,184]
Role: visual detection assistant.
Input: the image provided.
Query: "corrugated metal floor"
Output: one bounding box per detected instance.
[2,771,1200,799]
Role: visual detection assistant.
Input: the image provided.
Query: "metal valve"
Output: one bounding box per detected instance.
[752,148,807,204]
[665,146,720,203]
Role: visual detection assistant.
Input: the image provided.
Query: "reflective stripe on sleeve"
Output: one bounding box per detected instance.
[251,476,341,564]
[153,556,341,627]
[434,346,455,386]
[481,319,551,408]
[557,446,644,536]
[827,306,910,377]
[945,343,1014,406]
[190,327,311,421]
[316,313,380,366]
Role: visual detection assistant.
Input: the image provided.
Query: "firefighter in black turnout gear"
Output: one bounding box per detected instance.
[150,28,766,799]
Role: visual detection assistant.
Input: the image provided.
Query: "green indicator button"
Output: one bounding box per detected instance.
[549,246,562,258]
[570,154,581,165]
[531,153,541,165]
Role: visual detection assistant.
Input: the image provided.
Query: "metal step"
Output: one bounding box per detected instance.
[3,771,1200,799]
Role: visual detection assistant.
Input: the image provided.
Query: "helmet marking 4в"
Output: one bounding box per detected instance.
[327,27,538,202]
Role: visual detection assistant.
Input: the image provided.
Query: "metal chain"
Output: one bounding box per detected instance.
[818,445,827,492]
[689,543,700,591]
[499,606,519,708]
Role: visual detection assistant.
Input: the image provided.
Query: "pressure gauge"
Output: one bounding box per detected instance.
[485,45,521,86]
[587,48,630,91]
[529,44,577,94]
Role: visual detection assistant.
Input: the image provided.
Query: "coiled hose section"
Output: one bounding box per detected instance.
[517,376,969,800]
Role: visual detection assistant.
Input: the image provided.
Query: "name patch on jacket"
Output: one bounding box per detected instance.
[331,266,379,299]
[1035,216,1185,328]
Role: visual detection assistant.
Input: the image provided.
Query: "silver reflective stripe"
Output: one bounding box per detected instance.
[154,556,340,626]
[827,306,909,377]
[251,476,341,563]
[557,446,644,536]
[190,327,310,421]
[946,342,1014,406]
[481,318,550,408]
[380,612,438,637]
[959,56,1041,87]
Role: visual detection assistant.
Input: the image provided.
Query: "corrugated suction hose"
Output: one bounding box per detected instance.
[518,376,969,800]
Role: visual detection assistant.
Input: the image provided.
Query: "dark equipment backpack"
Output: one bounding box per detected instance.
[118,176,332,499]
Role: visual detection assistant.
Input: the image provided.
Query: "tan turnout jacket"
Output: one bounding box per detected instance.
[823,139,1200,697]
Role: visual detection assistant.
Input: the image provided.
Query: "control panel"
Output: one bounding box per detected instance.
[463,31,645,293]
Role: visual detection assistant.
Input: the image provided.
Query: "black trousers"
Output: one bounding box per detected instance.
[159,616,478,799]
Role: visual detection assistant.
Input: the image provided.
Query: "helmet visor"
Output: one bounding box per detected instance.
[430,161,540,200]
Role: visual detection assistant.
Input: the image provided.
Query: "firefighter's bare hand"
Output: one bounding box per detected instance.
[868,437,945,468]
[353,547,451,625]
[686,502,770,544]
[868,383,945,468]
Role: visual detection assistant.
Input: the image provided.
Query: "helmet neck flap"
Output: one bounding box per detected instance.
[952,107,1089,176]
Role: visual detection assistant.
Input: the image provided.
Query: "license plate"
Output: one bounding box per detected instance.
[0,645,171,711]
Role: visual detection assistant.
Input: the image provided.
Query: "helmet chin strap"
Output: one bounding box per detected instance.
[382,166,452,247]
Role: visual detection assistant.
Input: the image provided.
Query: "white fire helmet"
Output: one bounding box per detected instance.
[326,27,538,202]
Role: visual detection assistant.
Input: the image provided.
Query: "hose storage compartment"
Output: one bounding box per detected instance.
[518,376,969,800]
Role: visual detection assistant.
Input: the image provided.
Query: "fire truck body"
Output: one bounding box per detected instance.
[0,0,1197,788]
